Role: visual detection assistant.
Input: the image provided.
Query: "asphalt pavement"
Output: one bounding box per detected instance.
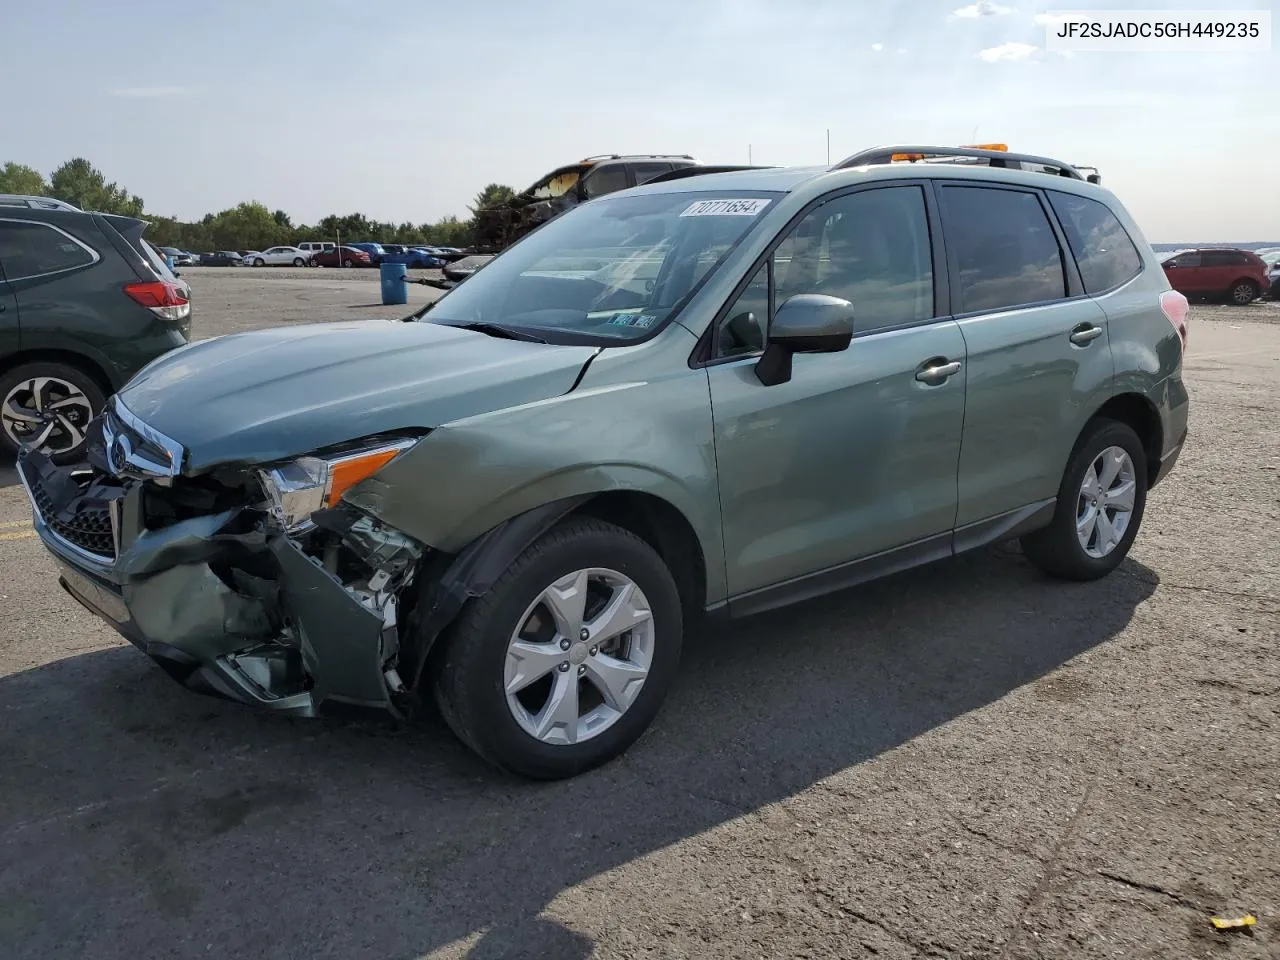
[0,274,1276,959]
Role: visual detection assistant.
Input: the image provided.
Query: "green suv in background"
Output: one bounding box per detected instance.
[0,195,192,462]
[20,146,1188,780]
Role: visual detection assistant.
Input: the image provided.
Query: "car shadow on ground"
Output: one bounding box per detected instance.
[0,547,1158,960]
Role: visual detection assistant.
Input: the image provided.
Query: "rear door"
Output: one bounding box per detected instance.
[0,256,17,357]
[1198,250,1236,295]
[936,181,1114,534]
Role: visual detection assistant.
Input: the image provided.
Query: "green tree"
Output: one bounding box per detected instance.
[209,202,289,250]
[469,183,516,214]
[49,157,143,215]
[0,162,48,196]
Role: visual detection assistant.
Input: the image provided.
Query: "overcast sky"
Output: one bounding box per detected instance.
[4,0,1277,241]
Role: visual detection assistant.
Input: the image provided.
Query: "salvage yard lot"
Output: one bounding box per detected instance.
[0,270,1277,959]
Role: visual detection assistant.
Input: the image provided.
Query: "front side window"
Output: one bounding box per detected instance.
[0,220,96,280]
[422,189,779,345]
[1047,191,1142,293]
[941,186,1067,313]
[714,185,935,358]
[1165,252,1202,268]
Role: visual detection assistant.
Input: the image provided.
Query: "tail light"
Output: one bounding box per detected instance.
[1160,289,1189,350]
[124,280,191,321]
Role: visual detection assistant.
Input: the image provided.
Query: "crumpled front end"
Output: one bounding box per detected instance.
[18,423,427,718]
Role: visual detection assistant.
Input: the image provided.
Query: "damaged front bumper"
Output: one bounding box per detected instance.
[17,447,426,718]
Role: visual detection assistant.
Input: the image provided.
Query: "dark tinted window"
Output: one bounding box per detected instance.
[1165,252,1201,267]
[631,162,673,185]
[582,165,630,199]
[1047,191,1143,293]
[773,185,934,332]
[1201,250,1248,266]
[0,219,96,280]
[941,186,1066,313]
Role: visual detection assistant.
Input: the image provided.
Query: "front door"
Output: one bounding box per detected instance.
[707,183,967,602]
[934,182,1115,529]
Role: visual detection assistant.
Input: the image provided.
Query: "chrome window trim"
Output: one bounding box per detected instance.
[0,217,101,282]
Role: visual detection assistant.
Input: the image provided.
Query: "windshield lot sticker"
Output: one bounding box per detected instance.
[605,312,657,328]
[679,198,770,218]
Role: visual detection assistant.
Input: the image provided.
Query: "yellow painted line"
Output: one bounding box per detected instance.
[0,519,32,529]
[0,529,35,541]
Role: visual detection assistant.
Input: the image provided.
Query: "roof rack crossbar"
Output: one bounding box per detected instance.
[830,145,1086,180]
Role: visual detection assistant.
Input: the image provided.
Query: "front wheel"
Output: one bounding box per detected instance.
[343,258,354,268]
[431,518,683,780]
[1021,418,1148,581]
[253,257,265,267]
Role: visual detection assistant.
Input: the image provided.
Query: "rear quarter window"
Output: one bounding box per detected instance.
[1047,191,1143,294]
[0,219,98,280]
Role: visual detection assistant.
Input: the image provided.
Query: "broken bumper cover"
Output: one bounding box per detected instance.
[18,447,420,718]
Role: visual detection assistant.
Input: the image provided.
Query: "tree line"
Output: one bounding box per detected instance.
[0,158,516,252]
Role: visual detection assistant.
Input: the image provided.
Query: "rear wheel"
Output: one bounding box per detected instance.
[431,517,683,780]
[1021,419,1147,581]
[293,257,305,266]
[1229,280,1258,305]
[343,258,354,268]
[0,362,106,463]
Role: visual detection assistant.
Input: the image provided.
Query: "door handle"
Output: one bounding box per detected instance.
[1069,323,1104,346]
[915,359,962,383]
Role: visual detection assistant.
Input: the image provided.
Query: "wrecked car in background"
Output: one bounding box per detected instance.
[471,153,698,252]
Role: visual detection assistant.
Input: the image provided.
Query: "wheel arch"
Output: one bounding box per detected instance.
[1088,392,1163,488]
[398,489,710,695]
[0,348,115,396]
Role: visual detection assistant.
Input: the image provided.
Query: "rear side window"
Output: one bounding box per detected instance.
[939,186,1066,313]
[1047,191,1143,293]
[139,239,179,281]
[0,219,97,280]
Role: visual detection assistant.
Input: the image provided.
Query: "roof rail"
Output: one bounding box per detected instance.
[0,194,82,211]
[831,145,1087,181]
[581,154,698,163]
[642,165,776,185]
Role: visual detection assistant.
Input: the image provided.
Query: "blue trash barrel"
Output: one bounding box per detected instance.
[380,261,408,305]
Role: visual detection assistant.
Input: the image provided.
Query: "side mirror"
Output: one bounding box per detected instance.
[755,294,854,386]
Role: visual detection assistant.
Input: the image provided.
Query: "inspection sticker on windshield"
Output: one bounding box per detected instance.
[679,198,770,218]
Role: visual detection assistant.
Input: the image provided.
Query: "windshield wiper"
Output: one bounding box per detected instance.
[451,321,548,343]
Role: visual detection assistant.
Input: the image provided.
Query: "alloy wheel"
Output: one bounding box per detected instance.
[1076,445,1137,559]
[1231,282,1255,305]
[1,376,95,455]
[505,567,654,745]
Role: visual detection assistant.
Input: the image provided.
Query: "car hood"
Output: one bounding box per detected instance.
[116,319,599,474]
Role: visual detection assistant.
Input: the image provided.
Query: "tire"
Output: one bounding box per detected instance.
[1021,418,1148,581]
[430,517,683,780]
[293,257,305,266]
[1228,280,1258,305]
[0,361,107,464]
[253,257,265,267]
[343,258,354,268]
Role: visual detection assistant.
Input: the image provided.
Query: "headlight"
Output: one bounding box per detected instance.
[258,439,415,532]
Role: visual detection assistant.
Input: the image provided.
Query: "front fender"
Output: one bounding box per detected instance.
[343,371,726,602]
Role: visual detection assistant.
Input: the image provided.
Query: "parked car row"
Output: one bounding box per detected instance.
[1161,246,1280,304]
[157,242,471,269]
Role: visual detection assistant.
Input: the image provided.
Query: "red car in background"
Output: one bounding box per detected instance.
[309,245,372,268]
[1161,247,1269,305]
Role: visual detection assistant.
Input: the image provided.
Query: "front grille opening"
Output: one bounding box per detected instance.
[29,469,116,560]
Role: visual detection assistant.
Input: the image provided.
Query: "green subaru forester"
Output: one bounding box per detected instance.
[21,145,1189,780]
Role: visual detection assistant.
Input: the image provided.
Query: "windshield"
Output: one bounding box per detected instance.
[422,189,780,344]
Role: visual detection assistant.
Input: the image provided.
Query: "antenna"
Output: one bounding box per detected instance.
[748,144,753,164]
[826,129,830,165]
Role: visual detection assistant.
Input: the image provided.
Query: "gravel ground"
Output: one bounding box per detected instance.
[0,275,1277,960]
